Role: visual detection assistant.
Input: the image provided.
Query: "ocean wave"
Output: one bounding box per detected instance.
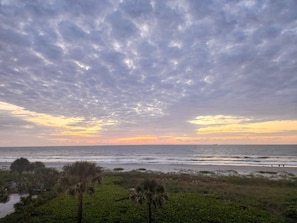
[0,145,296,168]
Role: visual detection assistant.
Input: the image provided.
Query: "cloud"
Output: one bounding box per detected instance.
[189,115,252,126]
[0,101,115,137]
[189,115,297,135]
[0,0,297,145]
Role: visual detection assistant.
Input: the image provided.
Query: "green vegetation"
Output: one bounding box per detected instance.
[130,179,168,223]
[113,167,124,172]
[1,160,297,222]
[57,161,102,223]
[0,170,18,203]
[1,169,296,222]
[0,187,9,203]
[137,168,147,171]
[199,170,215,175]
[10,158,31,175]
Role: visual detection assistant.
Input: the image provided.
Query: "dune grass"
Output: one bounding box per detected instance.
[1,171,297,222]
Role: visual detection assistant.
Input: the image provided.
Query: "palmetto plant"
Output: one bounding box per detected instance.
[130,179,168,223]
[58,161,102,223]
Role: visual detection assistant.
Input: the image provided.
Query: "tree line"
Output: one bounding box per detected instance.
[0,158,168,223]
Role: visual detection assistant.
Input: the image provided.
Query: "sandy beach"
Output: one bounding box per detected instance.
[100,163,297,176]
[2,161,296,177]
[26,162,297,177]
[1,161,297,222]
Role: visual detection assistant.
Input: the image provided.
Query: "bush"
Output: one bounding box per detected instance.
[1,171,296,223]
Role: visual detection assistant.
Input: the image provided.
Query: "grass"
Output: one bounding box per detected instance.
[1,171,297,222]
[198,170,215,175]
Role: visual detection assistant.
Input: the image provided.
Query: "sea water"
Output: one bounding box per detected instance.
[1,145,296,218]
[0,145,296,168]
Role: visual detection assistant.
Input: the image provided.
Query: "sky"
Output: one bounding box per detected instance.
[0,0,297,146]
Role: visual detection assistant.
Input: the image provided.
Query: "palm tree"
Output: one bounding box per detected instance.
[58,161,102,223]
[130,179,168,223]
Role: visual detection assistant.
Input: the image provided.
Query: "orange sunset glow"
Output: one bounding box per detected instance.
[1,0,296,146]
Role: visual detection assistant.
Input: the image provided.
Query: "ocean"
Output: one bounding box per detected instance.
[0,145,296,168]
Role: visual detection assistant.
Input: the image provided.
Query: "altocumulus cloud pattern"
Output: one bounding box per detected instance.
[0,0,297,146]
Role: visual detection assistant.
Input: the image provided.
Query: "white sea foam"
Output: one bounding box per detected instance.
[0,145,296,168]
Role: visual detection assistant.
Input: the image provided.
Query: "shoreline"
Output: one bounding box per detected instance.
[0,162,297,177]
[100,163,297,176]
[2,161,296,177]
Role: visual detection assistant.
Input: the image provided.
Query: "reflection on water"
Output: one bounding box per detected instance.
[0,194,21,218]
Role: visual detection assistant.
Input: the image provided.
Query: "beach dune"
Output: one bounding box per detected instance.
[1,161,296,177]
